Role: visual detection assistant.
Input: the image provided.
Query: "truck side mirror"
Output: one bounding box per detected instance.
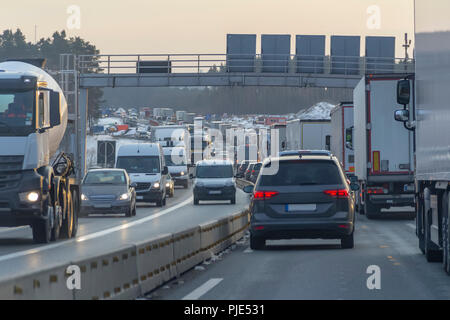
[397,80,410,106]
[50,91,61,127]
[394,109,410,122]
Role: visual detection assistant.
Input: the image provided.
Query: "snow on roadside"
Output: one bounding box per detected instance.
[297,102,336,120]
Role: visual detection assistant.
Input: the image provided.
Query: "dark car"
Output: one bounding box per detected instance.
[81,169,137,217]
[244,163,256,181]
[243,154,358,250]
[193,160,236,205]
[249,162,262,183]
[236,161,254,178]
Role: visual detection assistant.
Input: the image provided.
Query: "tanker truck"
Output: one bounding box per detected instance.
[0,60,79,243]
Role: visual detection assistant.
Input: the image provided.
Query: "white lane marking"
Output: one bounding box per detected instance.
[0,197,193,263]
[406,223,416,230]
[182,278,223,300]
[243,248,253,253]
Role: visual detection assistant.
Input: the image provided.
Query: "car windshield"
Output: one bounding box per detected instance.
[197,165,233,178]
[83,171,126,185]
[116,156,161,174]
[165,154,186,166]
[0,90,35,136]
[259,160,342,186]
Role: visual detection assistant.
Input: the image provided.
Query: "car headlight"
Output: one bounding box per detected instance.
[180,171,185,176]
[81,194,88,201]
[119,193,129,200]
[19,191,40,203]
[165,182,170,188]
[153,182,161,189]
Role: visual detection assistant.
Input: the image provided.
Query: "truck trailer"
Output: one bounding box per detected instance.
[394,0,450,269]
[286,119,331,151]
[353,74,415,219]
[330,102,355,176]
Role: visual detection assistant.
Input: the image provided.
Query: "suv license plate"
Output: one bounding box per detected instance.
[136,196,144,200]
[286,204,317,212]
[209,190,222,195]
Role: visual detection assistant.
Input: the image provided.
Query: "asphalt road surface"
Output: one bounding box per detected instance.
[149,209,450,300]
[0,185,250,281]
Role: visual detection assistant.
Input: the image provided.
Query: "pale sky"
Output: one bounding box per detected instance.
[1,0,414,57]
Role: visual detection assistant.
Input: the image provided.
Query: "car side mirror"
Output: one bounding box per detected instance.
[394,109,410,122]
[350,183,360,192]
[189,173,194,179]
[162,166,169,175]
[130,182,137,188]
[397,79,410,105]
[243,185,254,194]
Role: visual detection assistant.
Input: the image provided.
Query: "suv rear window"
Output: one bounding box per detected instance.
[259,160,343,186]
[197,165,233,178]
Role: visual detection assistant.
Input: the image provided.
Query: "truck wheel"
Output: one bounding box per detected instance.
[250,234,265,250]
[194,197,199,205]
[365,200,380,220]
[60,192,74,239]
[32,217,51,244]
[443,192,450,274]
[341,232,354,249]
[424,198,443,262]
[417,193,426,254]
[183,180,189,189]
[71,190,79,238]
[230,195,236,204]
[50,204,60,242]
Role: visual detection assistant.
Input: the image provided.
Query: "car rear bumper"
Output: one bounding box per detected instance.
[250,219,354,240]
[369,194,415,206]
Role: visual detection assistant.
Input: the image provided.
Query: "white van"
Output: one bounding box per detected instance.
[163,146,189,188]
[115,143,168,207]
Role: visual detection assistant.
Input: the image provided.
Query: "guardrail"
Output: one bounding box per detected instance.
[76,54,414,76]
[0,209,250,300]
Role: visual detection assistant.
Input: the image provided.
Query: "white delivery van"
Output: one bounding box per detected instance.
[115,143,168,207]
[163,146,189,188]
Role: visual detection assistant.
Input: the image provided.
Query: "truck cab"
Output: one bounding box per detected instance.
[163,146,189,188]
[0,60,78,243]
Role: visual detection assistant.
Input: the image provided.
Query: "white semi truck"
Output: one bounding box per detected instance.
[353,74,415,219]
[330,102,355,176]
[0,60,79,243]
[394,0,450,269]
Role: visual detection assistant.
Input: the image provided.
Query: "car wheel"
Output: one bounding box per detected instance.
[132,203,137,216]
[250,234,265,250]
[162,196,167,206]
[341,232,354,249]
[125,207,132,217]
[230,195,236,205]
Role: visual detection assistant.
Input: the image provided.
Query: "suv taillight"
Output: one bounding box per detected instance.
[323,189,349,198]
[254,191,279,200]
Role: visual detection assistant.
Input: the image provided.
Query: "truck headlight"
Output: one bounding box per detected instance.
[119,193,129,200]
[81,194,89,201]
[153,182,160,189]
[19,191,40,203]
[180,171,185,176]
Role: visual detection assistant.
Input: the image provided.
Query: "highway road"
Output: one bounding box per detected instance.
[149,210,450,300]
[0,185,250,281]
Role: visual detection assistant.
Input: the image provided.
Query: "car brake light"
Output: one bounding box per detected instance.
[323,189,349,198]
[253,191,279,200]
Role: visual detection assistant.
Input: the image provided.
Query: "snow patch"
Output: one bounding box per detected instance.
[297,102,336,120]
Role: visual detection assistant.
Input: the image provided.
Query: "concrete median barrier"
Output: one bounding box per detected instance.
[0,263,74,300]
[135,234,176,294]
[231,210,250,242]
[71,244,140,300]
[173,226,202,275]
